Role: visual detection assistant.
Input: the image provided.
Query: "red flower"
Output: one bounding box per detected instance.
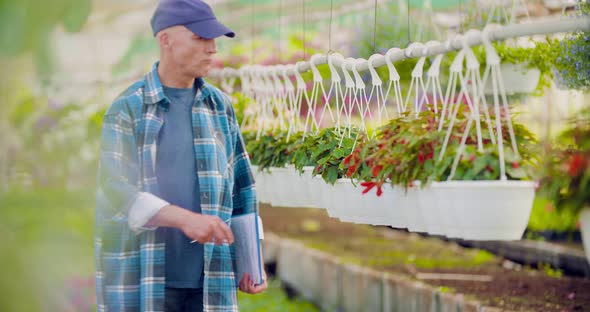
[372,165,383,177]
[468,154,476,162]
[343,154,353,166]
[426,152,434,160]
[376,185,383,197]
[568,154,588,177]
[361,181,376,194]
[486,165,493,172]
[418,153,425,164]
[511,162,519,169]
[316,165,322,173]
[346,166,357,177]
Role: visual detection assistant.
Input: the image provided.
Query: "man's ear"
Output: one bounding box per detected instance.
[157,31,169,49]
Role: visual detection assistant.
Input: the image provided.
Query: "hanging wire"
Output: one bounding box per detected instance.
[302,0,306,60]
[459,0,464,34]
[407,0,411,46]
[373,0,378,53]
[251,0,255,64]
[278,0,282,63]
[328,0,334,53]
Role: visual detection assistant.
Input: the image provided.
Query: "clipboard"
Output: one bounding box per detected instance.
[231,211,264,286]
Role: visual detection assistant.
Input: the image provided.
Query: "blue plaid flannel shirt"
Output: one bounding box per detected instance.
[95,62,257,311]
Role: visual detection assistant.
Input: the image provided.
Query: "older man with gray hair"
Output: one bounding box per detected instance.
[94,0,267,311]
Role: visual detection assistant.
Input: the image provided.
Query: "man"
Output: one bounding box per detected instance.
[94,0,267,311]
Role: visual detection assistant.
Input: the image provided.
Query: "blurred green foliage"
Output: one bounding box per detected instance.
[6,91,104,189]
[0,0,92,77]
[0,188,96,311]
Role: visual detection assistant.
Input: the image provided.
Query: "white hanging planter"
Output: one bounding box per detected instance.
[354,184,396,226]
[252,165,270,204]
[311,175,334,213]
[290,166,317,208]
[433,182,462,238]
[437,180,536,241]
[330,179,362,222]
[268,167,292,207]
[580,208,590,265]
[404,183,428,233]
[389,186,408,229]
[483,63,541,95]
[418,184,444,236]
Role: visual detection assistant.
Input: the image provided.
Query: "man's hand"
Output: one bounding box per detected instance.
[145,205,234,245]
[238,272,268,294]
[180,212,234,245]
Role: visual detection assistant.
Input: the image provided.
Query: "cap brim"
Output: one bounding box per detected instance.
[186,18,235,39]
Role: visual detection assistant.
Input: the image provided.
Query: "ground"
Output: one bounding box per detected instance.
[260,204,590,312]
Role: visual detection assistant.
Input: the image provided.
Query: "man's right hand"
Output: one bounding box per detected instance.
[180,212,234,245]
[145,205,234,245]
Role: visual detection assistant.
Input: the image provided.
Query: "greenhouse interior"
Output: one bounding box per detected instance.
[1,0,589,311]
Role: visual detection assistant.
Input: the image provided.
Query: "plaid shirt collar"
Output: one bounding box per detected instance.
[143,61,209,106]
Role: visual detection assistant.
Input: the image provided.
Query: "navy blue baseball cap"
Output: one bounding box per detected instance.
[150,0,235,39]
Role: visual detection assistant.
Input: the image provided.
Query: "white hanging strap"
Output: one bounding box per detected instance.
[340,57,356,135]
[317,57,337,129]
[239,66,253,130]
[220,70,237,94]
[447,114,475,181]
[438,37,465,132]
[403,42,428,116]
[351,58,370,134]
[270,66,288,131]
[302,54,326,134]
[438,40,477,161]
[251,66,267,140]
[481,26,520,161]
[328,52,345,130]
[385,47,404,117]
[367,53,388,126]
[421,41,444,121]
[260,66,276,134]
[293,61,308,135]
[463,30,484,152]
[282,65,298,141]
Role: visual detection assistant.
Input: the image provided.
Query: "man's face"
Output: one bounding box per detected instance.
[161,26,217,77]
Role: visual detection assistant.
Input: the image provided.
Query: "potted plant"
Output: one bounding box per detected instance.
[464,41,555,96]
[540,107,590,263]
[245,130,299,207]
[343,109,443,231]
[345,99,539,240]
[550,1,590,91]
[305,127,365,218]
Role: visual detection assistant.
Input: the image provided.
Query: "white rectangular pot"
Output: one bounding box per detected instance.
[404,185,428,233]
[432,182,461,238]
[389,186,408,229]
[418,184,444,236]
[289,166,317,208]
[268,167,292,207]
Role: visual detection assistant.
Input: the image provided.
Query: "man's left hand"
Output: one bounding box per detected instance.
[238,272,268,294]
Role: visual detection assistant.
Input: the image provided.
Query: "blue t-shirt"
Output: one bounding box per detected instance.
[157,81,204,289]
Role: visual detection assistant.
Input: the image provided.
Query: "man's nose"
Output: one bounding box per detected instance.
[207,39,217,54]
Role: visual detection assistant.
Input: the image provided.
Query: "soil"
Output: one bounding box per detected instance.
[260,204,590,312]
